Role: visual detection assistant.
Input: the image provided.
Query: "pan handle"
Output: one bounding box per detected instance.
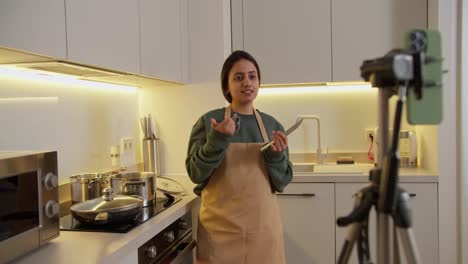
[94,212,110,224]
[119,180,146,193]
[124,180,147,186]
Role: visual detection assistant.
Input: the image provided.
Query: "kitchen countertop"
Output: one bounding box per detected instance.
[291,163,438,183]
[10,169,435,263]
[12,193,200,264]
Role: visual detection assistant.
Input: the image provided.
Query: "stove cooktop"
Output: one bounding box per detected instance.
[60,195,181,233]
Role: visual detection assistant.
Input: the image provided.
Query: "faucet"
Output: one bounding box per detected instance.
[297,115,325,164]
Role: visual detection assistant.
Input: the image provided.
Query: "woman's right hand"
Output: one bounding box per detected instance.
[210,117,235,136]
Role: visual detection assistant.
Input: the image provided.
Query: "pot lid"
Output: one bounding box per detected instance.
[70,173,103,183]
[70,188,142,214]
[156,176,185,195]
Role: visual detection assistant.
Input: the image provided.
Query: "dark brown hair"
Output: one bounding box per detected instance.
[220,50,261,103]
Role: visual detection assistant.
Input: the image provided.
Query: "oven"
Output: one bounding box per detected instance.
[0,151,60,263]
[138,211,196,264]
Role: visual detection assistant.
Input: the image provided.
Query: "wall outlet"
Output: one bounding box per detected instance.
[365,129,375,143]
[120,137,134,153]
[120,137,135,167]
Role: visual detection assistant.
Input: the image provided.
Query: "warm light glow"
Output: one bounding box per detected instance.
[0,97,59,104]
[0,66,137,93]
[259,84,375,95]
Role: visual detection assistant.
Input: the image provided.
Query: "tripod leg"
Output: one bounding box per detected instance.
[393,188,422,264]
[393,224,401,264]
[377,213,391,263]
[337,223,361,264]
[356,217,372,264]
[397,227,421,264]
[337,185,377,264]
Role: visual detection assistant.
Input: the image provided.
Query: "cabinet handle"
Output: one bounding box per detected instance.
[409,193,416,197]
[277,193,316,197]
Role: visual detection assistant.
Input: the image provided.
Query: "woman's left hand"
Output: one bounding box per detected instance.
[270,131,288,152]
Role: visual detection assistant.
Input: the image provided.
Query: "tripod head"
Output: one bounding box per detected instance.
[360,49,418,89]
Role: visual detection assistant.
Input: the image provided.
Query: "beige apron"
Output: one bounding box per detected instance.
[197,106,286,264]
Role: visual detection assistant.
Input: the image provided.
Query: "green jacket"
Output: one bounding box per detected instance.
[185,107,293,195]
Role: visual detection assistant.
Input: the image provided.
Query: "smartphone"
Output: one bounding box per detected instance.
[405,29,443,125]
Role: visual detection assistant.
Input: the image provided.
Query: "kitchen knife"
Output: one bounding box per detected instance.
[260,118,304,152]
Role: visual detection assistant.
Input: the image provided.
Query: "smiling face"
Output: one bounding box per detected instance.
[227,59,260,108]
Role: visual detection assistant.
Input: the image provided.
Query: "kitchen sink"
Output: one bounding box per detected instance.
[292,163,370,174]
[292,163,316,173]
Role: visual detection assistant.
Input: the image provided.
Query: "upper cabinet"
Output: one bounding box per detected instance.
[231,0,332,84]
[65,0,141,74]
[0,0,67,59]
[332,0,427,81]
[231,0,427,84]
[140,0,188,83]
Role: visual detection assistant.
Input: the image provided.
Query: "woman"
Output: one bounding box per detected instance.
[185,50,293,264]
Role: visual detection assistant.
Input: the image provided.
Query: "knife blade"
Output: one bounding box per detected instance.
[260,118,304,152]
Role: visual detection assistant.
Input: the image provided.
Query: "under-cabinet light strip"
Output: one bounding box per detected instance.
[0,97,59,104]
[259,84,374,94]
[0,66,137,93]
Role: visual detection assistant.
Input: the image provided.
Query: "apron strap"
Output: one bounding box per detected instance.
[253,109,269,143]
[224,106,269,143]
[225,105,232,119]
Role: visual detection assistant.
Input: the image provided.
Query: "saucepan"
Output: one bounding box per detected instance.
[110,172,156,206]
[70,188,143,225]
[70,173,110,204]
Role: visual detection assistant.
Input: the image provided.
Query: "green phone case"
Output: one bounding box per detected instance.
[405,29,443,125]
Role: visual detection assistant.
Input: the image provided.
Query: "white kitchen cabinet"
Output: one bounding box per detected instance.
[140,0,188,83]
[332,0,427,81]
[65,0,140,74]
[231,0,332,84]
[232,0,427,84]
[399,183,438,264]
[335,182,438,264]
[277,183,335,264]
[0,0,67,58]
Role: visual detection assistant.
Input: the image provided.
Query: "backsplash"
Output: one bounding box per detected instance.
[255,85,381,153]
[0,73,139,184]
[0,75,436,180]
[139,81,226,176]
[140,83,423,175]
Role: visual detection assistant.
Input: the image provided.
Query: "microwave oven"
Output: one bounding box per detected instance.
[0,151,60,263]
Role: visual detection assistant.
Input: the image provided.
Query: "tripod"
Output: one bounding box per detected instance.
[336,84,421,264]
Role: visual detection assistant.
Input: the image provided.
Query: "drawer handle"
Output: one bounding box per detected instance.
[277,193,316,197]
[409,193,416,197]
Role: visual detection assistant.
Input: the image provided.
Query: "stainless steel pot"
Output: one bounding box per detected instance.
[70,173,110,203]
[110,172,156,206]
[70,188,143,225]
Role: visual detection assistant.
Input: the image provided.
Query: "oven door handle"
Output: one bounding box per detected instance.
[170,239,196,264]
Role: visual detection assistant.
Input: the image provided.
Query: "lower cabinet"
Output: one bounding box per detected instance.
[278,182,438,264]
[277,183,335,264]
[335,183,438,264]
[399,183,439,263]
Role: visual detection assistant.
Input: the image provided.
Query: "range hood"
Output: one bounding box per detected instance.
[0,46,182,88]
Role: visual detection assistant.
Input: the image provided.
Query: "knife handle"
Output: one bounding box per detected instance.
[260,141,274,152]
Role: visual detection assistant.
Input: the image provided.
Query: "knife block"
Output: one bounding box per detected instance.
[142,138,161,175]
